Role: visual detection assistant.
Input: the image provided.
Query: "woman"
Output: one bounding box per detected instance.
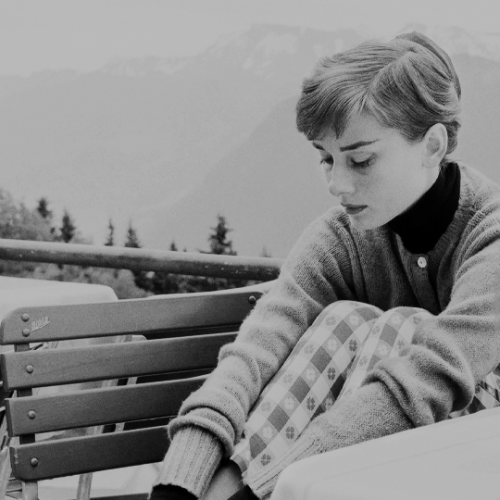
[150,31,500,500]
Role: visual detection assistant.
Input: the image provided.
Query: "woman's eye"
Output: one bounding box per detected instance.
[350,156,374,168]
[320,157,333,166]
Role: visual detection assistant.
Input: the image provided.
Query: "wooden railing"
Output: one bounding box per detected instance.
[0,239,283,281]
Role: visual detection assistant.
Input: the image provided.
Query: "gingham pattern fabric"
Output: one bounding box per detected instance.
[231,301,500,480]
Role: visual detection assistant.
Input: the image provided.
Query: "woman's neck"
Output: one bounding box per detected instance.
[387,162,460,254]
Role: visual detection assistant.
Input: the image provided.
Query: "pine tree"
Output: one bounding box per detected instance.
[105,219,115,246]
[208,214,235,255]
[36,197,52,221]
[124,221,141,248]
[60,210,76,243]
[36,197,57,237]
[183,214,246,292]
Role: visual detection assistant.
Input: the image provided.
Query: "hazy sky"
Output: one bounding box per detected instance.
[1,0,499,75]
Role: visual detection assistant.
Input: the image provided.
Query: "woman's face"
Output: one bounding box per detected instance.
[312,113,438,231]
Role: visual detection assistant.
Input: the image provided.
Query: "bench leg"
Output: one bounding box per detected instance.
[0,446,11,499]
[76,472,93,500]
[22,480,38,500]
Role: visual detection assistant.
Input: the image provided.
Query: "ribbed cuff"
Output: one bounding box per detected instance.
[169,406,237,458]
[245,435,322,499]
[154,426,224,498]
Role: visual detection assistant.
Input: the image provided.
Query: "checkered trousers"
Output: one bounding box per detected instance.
[230,300,500,480]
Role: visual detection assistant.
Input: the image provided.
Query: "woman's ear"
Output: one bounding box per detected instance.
[423,123,448,168]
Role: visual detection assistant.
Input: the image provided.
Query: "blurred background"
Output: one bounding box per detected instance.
[1,0,499,263]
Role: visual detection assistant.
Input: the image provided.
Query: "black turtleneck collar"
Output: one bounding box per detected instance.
[387,162,460,254]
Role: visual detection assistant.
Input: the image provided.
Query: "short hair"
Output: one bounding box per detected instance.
[296,32,461,157]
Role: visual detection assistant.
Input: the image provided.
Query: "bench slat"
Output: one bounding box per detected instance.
[10,427,169,481]
[1,333,235,390]
[7,377,207,435]
[0,290,260,344]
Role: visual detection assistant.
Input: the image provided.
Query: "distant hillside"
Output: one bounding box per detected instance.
[0,65,279,242]
[1,24,500,254]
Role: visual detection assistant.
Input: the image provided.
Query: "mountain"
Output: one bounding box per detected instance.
[1,24,500,255]
[0,61,279,240]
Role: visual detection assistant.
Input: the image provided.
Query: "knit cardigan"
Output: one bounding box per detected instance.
[153,163,500,499]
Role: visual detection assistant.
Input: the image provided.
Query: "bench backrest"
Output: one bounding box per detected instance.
[0,285,267,498]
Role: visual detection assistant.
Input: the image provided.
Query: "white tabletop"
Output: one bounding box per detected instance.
[271,407,500,500]
[0,275,117,320]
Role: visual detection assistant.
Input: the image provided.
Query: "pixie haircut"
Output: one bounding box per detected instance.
[296,32,461,157]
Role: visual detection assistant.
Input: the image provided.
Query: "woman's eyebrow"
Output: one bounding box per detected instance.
[339,140,379,152]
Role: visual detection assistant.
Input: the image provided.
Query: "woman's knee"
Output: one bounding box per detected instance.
[369,306,433,346]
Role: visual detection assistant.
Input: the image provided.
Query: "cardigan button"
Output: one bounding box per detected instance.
[417,256,427,268]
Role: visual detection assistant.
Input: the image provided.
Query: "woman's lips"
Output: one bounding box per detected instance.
[342,204,367,215]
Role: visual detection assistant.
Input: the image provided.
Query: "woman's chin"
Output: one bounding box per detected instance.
[347,212,385,231]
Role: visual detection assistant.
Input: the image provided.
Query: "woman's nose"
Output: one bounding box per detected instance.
[326,164,355,197]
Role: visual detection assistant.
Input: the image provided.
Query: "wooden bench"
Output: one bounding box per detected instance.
[0,283,270,500]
